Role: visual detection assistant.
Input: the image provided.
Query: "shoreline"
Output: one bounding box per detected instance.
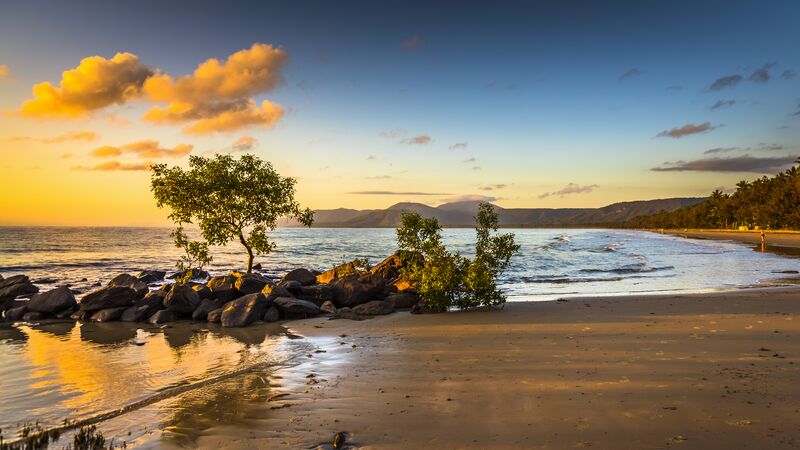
[217,285,800,449]
[653,228,800,251]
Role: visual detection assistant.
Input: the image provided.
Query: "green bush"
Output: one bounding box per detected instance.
[396,202,520,310]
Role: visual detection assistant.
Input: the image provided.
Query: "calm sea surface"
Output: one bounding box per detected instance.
[0,227,798,446]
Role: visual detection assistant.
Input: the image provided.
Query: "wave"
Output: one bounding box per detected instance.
[580,265,674,275]
[524,276,625,284]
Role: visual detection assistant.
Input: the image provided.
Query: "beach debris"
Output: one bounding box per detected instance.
[333,431,348,449]
[320,300,337,314]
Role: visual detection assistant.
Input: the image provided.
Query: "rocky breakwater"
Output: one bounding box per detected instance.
[0,252,421,328]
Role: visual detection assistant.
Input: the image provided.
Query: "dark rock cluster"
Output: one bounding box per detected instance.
[1,252,422,328]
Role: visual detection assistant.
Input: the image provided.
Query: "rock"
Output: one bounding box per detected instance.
[79,286,138,312]
[192,298,222,321]
[370,251,411,280]
[137,270,166,284]
[385,292,418,309]
[121,305,156,322]
[296,285,333,305]
[0,275,39,300]
[330,307,367,321]
[263,305,280,322]
[139,290,166,307]
[273,297,320,319]
[186,282,212,300]
[22,311,46,322]
[167,268,209,281]
[262,284,294,302]
[282,268,317,286]
[320,300,337,314]
[410,301,447,314]
[316,261,362,284]
[221,293,268,328]
[278,280,303,294]
[4,305,28,321]
[90,306,128,322]
[163,284,200,314]
[148,309,175,324]
[353,300,394,316]
[252,263,263,271]
[159,283,174,293]
[27,286,77,313]
[108,274,149,299]
[234,272,270,294]
[207,308,223,323]
[329,273,386,308]
[207,275,241,303]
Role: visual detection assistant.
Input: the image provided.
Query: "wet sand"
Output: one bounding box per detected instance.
[206,287,800,449]
[658,229,800,251]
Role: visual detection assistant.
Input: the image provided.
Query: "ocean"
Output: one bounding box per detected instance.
[0,227,798,301]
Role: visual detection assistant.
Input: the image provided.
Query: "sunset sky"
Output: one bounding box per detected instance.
[1,0,798,226]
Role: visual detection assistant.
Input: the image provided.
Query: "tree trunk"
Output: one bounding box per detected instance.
[239,232,254,273]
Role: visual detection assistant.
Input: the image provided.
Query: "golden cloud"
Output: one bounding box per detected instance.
[142,43,286,134]
[0,65,9,78]
[232,135,258,151]
[73,161,152,171]
[6,130,99,144]
[17,43,286,134]
[19,53,152,118]
[89,140,193,158]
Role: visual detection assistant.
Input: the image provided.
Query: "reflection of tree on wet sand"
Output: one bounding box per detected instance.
[158,369,277,446]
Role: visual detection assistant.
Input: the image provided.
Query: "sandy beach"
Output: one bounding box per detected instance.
[659,229,800,252]
[183,285,800,449]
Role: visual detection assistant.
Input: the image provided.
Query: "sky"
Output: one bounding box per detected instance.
[0,0,798,226]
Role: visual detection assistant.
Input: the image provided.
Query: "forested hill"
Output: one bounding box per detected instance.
[280,197,704,228]
[625,163,800,230]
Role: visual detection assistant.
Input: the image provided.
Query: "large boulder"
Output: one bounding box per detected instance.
[79,286,138,312]
[192,298,223,321]
[27,286,77,313]
[282,268,317,286]
[108,274,149,299]
[220,293,268,328]
[329,273,386,307]
[22,311,46,322]
[137,270,166,284]
[167,268,209,281]
[148,309,175,324]
[234,272,271,294]
[207,275,241,303]
[296,285,333,305]
[316,262,362,284]
[273,297,320,319]
[353,300,395,316]
[0,275,39,300]
[262,284,293,302]
[121,305,155,322]
[90,307,128,322]
[385,292,419,309]
[163,284,200,314]
[186,282,213,300]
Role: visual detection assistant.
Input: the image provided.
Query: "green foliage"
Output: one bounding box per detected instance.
[151,154,314,273]
[626,161,800,230]
[171,226,211,280]
[396,202,519,310]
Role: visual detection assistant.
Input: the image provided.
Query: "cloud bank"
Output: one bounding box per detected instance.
[538,183,598,199]
[652,155,798,173]
[90,140,192,159]
[656,122,718,138]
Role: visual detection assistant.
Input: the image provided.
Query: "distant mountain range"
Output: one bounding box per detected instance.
[280,197,704,228]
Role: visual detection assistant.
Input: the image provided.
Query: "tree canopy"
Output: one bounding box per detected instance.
[151,153,313,273]
[626,161,800,230]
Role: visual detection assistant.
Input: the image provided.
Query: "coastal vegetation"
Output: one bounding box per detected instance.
[151,154,314,274]
[626,160,800,230]
[397,202,520,310]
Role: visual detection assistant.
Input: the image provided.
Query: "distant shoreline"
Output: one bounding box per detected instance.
[652,228,800,250]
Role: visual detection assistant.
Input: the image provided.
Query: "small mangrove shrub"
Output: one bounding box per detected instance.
[396,202,520,310]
